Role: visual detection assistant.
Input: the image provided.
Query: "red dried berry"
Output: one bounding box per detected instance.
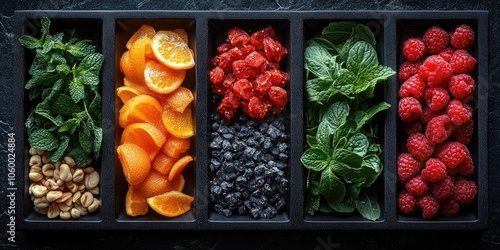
[424,87,450,112]
[439,47,455,62]
[448,74,475,99]
[451,24,475,50]
[247,96,270,120]
[399,74,426,101]
[423,26,450,54]
[457,153,474,177]
[418,55,453,87]
[267,86,288,107]
[403,38,428,62]
[398,97,422,122]
[407,133,434,162]
[268,69,289,88]
[216,43,234,54]
[403,121,423,135]
[417,194,439,219]
[435,142,469,169]
[217,90,240,122]
[232,60,259,80]
[454,120,474,145]
[209,66,225,85]
[232,79,254,100]
[421,158,447,183]
[431,175,455,201]
[452,177,477,204]
[245,51,267,68]
[263,36,288,63]
[398,61,422,82]
[398,191,417,215]
[421,106,443,124]
[397,153,423,182]
[439,199,460,217]
[227,27,250,46]
[450,50,477,74]
[250,26,277,50]
[406,175,429,198]
[215,52,234,72]
[425,114,453,145]
[446,99,472,126]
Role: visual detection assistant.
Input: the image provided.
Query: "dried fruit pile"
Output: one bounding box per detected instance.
[208,26,289,219]
[117,25,195,217]
[397,24,477,219]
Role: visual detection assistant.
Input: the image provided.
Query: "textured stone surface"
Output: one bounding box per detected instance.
[1,1,499,249]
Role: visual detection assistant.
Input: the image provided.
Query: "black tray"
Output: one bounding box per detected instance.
[13,10,489,230]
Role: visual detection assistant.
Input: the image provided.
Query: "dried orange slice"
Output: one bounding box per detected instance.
[126,24,156,50]
[151,31,195,70]
[125,185,149,216]
[168,155,193,181]
[127,37,151,84]
[137,169,172,198]
[144,60,186,94]
[173,28,189,44]
[117,86,142,103]
[117,143,151,186]
[123,78,165,102]
[171,174,185,192]
[152,152,176,175]
[118,94,163,129]
[161,107,194,139]
[121,123,166,161]
[163,87,194,113]
[161,135,191,159]
[146,190,193,217]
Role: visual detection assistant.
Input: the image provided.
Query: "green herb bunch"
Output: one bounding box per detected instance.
[19,17,104,166]
[301,22,395,220]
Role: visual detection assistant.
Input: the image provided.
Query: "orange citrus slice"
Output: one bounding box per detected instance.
[117,86,142,103]
[151,31,195,70]
[126,24,156,50]
[127,37,151,84]
[146,190,193,217]
[173,28,189,44]
[117,143,151,186]
[118,94,163,129]
[125,185,149,216]
[144,60,186,94]
[161,135,191,159]
[152,152,177,175]
[168,155,193,181]
[137,169,173,198]
[161,107,195,138]
[163,87,194,113]
[121,123,167,161]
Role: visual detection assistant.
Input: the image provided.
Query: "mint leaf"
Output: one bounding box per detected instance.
[49,135,69,162]
[25,71,60,89]
[346,133,369,157]
[28,129,59,151]
[68,147,90,167]
[329,196,356,213]
[80,53,104,75]
[301,148,329,171]
[332,149,363,168]
[69,77,85,103]
[321,21,357,45]
[305,193,321,215]
[58,118,79,133]
[18,35,41,50]
[51,94,81,116]
[67,40,95,59]
[321,100,349,131]
[316,120,332,152]
[355,190,380,221]
[361,154,383,187]
[34,103,63,126]
[93,127,103,158]
[356,102,390,130]
[79,70,100,86]
[305,45,339,79]
[40,17,50,38]
[318,166,345,205]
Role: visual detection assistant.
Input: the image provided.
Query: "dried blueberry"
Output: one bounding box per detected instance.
[236,176,247,186]
[211,185,222,195]
[222,209,232,217]
[238,205,247,215]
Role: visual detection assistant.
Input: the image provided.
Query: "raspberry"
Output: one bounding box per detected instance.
[417,194,439,219]
[435,142,468,169]
[439,47,455,62]
[403,38,427,62]
[451,24,475,50]
[424,87,450,112]
[431,175,455,201]
[399,74,426,101]
[403,121,423,135]
[421,106,443,124]
[418,55,453,87]
[450,50,477,74]
[439,199,460,217]
[398,191,417,215]
[406,133,434,161]
[454,120,474,145]
[406,175,429,197]
[421,158,447,183]
[446,99,472,126]
[425,114,453,145]
[457,153,474,177]
[398,61,422,82]
[448,74,475,99]
[398,97,422,122]
[397,153,423,182]
[422,26,450,54]
[452,177,477,204]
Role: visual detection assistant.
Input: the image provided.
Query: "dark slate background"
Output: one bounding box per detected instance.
[1,1,498,249]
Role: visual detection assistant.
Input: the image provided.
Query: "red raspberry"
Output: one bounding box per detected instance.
[446,99,472,126]
[448,74,475,99]
[418,55,453,87]
[406,175,429,197]
[398,191,417,215]
[424,87,450,112]
[457,153,474,177]
[439,199,460,217]
[452,177,477,204]
[406,133,434,161]
[454,120,474,145]
[398,97,422,122]
[431,175,455,201]
[439,47,455,62]
[421,158,447,183]
[421,106,443,124]
[399,74,426,101]
[397,153,423,182]
[403,38,427,62]
[435,142,468,169]
[425,114,453,145]
[450,50,477,74]
[423,26,450,54]
[403,121,423,135]
[451,24,475,50]
[398,61,422,82]
[417,194,439,219]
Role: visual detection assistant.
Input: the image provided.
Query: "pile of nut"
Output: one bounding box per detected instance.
[28,148,101,219]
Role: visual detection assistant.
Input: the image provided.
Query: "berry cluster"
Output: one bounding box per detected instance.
[397,24,477,219]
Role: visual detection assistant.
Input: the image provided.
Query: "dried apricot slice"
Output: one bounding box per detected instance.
[117,143,151,186]
[121,123,166,161]
[146,190,193,217]
[125,185,149,216]
[161,107,194,138]
[151,31,195,70]
[163,87,194,113]
[144,60,186,94]
[168,155,193,181]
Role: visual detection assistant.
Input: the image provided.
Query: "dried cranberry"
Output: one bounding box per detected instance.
[209,67,225,85]
[217,43,234,54]
[232,79,254,100]
[263,36,288,62]
[268,86,288,107]
[227,27,250,46]
[232,60,258,80]
[217,52,233,73]
[247,96,270,120]
[250,26,278,50]
[245,51,268,68]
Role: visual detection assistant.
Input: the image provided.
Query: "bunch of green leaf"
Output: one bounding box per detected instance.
[301,22,395,220]
[19,17,103,166]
